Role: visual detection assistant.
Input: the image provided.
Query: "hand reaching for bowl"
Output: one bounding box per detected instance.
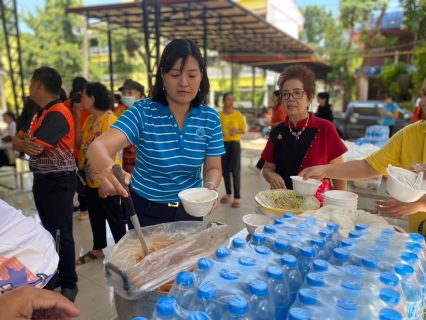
[204,182,218,213]
[269,173,286,190]
[376,195,426,219]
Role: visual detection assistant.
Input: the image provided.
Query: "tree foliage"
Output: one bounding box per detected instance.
[377,59,407,99]
[299,5,333,46]
[400,0,426,40]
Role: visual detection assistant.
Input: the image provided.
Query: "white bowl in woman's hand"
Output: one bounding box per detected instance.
[178,188,219,217]
[291,176,322,197]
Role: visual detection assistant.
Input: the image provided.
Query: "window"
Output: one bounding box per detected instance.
[352,106,376,117]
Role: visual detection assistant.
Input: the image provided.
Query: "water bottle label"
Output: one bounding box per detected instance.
[406,301,423,319]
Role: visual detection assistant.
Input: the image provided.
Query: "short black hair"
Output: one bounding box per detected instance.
[59,88,67,102]
[223,92,233,101]
[32,66,62,95]
[152,39,209,107]
[72,77,88,93]
[317,92,330,105]
[4,111,15,121]
[84,82,112,111]
[273,90,280,97]
[114,93,122,104]
[385,93,394,101]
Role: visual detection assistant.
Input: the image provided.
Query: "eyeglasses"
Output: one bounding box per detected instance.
[280,91,307,100]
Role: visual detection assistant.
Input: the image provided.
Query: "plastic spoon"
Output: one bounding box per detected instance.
[112,164,149,256]
[414,171,424,190]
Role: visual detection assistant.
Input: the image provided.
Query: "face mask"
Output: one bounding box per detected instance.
[114,103,118,108]
[121,96,136,107]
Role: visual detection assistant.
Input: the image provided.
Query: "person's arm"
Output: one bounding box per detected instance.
[12,132,44,156]
[378,108,386,117]
[263,162,286,189]
[72,103,83,149]
[271,107,286,128]
[203,156,222,211]
[376,195,426,218]
[390,108,399,119]
[329,155,346,191]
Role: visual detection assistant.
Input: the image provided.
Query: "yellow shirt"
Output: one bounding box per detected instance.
[78,111,122,188]
[365,120,426,233]
[219,110,247,142]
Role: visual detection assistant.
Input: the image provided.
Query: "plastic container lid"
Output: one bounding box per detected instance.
[381,228,396,236]
[341,280,361,297]
[345,265,364,279]
[307,273,325,287]
[298,288,318,305]
[255,246,272,256]
[369,245,385,257]
[333,248,349,260]
[176,271,194,287]
[156,297,176,317]
[301,246,316,258]
[274,218,286,225]
[289,307,311,320]
[379,272,399,287]
[405,242,422,254]
[361,256,380,270]
[197,283,216,300]
[220,269,240,280]
[310,237,325,248]
[305,217,317,225]
[187,311,211,320]
[296,223,309,232]
[379,288,401,306]
[355,223,369,231]
[249,280,268,297]
[408,233,424,244]
[267,266,284,281]
[319,229,333,239]
[238,257,256,267]
[379,308,403,320]
[281,254,298,268]
[326,222,340,232]
[394,264,415,277]
[286,231,300,238]
[228,296,248,315]
[252,233,266,244]
[198,258,214,270]
[349,230,363,239]
[341,239,356,249]
[376,236,391,246]
[275,238,290,250]
[215,247,231,259]
[264,225,277,234]
[313,259,329,272]
[232,238,246,249]
[132,318,148,320]
[284,212,296,219]
[400,252,419,265]
[336,299,358,319]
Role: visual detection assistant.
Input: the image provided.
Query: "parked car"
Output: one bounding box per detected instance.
[334,101,412,139]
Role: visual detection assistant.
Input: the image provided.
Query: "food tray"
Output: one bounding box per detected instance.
[254,189,320,214]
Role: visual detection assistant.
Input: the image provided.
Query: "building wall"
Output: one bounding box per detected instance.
[266,0,304,39]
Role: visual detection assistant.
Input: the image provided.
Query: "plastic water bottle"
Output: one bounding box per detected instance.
[237,257,257,281]
[297,288,321,311]
[274,217,287,226]
[376,236,392,247]
[306,272,325,289]
[281,254,303,304]
[221,296,252,320]
[361,256,380,272]
[312,259,329,273]
[264,224,278,235]
[355,223,369,233]
[298,247,316,279]
[399,252,426,306]
[285,231,302,257]
[379,308,403,320]
[379,287,402,308]
[188,283,223,319]
[318,229,334,258]
[266,266,290,319]
[405,242,426,270]
[304,217,317,226]
[194,258,215,283]
[296,223,310,235]
[328,248,350,267]
[231,238,248,253]
[250,233,266,248]
[408,233,425,246]
[284,212,297,220]
[254,246,273,260]
[248,280,275,320]
[310,237,327,260]
[379,272,400,288]
[273,238,290,255]
[344,265,365,281]
[336,299,359,319]
[219,269,240,290]
[169,272,196,310]
[326,222,342,247]
[340,280,362,302]
[288,307,311,320]
[394,264,423,320]
[133,318,148,320]
[151,297,181,320]
[216,248,233,263]
[187,312,212,320]
[348,230,363,240]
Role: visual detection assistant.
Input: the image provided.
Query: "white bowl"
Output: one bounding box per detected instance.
[324,201,357,210]
[386,167,426,203]
[255,226,264,234]
[323,198,358,206]
[178,188,218,217]
[323,190,359,201]
[291,176,322,197]
[242,214,273,235]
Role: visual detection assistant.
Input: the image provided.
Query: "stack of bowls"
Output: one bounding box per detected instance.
[323,190,358,209]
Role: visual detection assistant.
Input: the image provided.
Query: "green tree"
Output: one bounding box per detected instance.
[377,59,407,99]
[300,5,334,46]
[400,0,426,41]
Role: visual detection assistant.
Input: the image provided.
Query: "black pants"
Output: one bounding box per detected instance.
[255,158,265,170]
[0,150,10,167]
[221,141,241,199]
[388,125,395,138]
[127,188,202,229]
[33,174,78,290]
[87,187,126,250]
[75,158,88,212]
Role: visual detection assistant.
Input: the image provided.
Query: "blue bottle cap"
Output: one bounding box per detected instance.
[341,239,356,249]
[361,256,380,269]
[296,223,309,232]
[394,264,415,277]
[132,318,148,320]
[286,230,300,238]
[156,297,176,317]
[298,288,318,305]
[220,269,240,280]
[281,254,297,267]
[336,299,358,318]
[275,238,290,250]
[228,296,248,315]
[310,237,325,248]
[379,308,403,320]
[319,229,333,239]
[326,221,340,232]
[408,233,424,244]
[349,230,363,239]
[267,266,284,281]
[255,246,272,255]
[284,212,296,219]
[376,236,391,246]
[187,311,211,320]
[232,238,246,248]
[313,259,329,272]
[264,225,277,234]
[306,272,325,287]
[379,272,399,287]
[249,280,268,297]
[176,271,194,286]
[355,223,369,231]
[381,228,396,236]
[238,256,256,267]
[341,280,361,297]
[345,265,364,279]
[198,258,214,270]
[400,252,419,265]
[252,233,266,243]
[197,283,216,300]
[369,245,385,257]
[289,307,311,320]
[274,218,286,225]
[301,246,316,258]
[305,217,317,225]
[405,242,422,254]
[215,247,231,259]
[379,288,401,306]
[333,248,349,260]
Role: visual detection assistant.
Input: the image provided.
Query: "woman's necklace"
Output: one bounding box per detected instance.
[289,115,310,140]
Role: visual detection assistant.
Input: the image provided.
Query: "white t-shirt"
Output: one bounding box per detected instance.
[5,121,16,137]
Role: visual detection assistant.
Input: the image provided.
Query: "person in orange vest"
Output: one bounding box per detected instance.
[412,96,426,123]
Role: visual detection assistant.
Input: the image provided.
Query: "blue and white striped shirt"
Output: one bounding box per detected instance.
[112,98,225,204]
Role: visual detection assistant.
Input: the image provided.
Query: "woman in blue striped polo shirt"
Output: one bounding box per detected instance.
[86,39,225,227]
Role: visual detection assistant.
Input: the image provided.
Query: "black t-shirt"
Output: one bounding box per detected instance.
[315,104,334,123]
